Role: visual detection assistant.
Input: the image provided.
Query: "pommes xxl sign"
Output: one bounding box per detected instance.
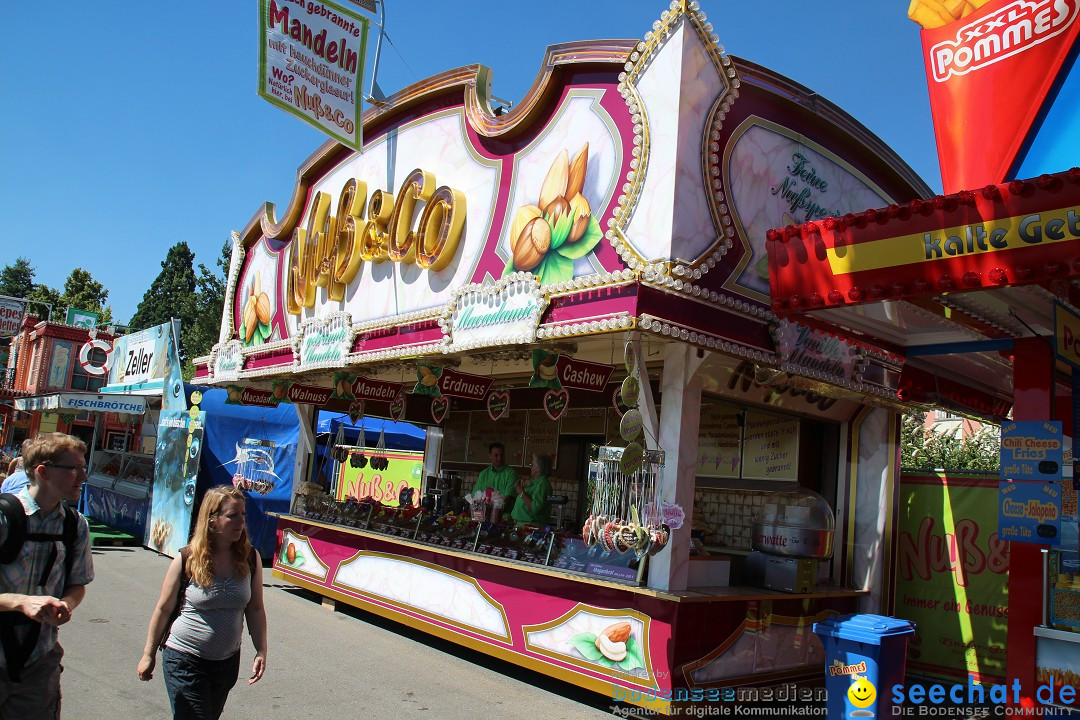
[920,0,1080,192]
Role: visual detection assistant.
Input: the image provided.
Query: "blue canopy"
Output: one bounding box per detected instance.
[316,412,426,452]
[189,385,300,558]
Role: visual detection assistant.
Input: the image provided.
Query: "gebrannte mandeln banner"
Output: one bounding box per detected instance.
[258,0,369,151]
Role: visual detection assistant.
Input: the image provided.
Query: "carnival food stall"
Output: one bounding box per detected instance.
[196,3,935,712]
[765,166,1080,708]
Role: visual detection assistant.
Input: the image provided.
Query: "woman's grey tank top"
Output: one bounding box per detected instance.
[165,571,252,661]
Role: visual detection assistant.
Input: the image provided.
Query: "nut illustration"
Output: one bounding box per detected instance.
[567,142,589,199]
[537,357,558,381]
[243,296,257,342]
[595,622,631,662]
[513,217,551,272]
[255,293,271,325]
[272,383,289,400]
[544,195,571,227]
[509,205,542,251]
[336,378,352,396]
[419,366,439,387]
[286,542,297,564]
[567,193,592,244]
[538,149,569,213]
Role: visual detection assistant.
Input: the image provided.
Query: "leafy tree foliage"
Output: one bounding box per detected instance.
[901,411,1000,472]
[129,243,199,362]
[0,258,36,300]
[130,241,231,378]
[60,268,113,324]
[0,257,62,321]
[0,258,114,325]
[182,240,231,379]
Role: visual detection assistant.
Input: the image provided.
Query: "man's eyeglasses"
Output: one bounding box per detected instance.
[45,463,87,473]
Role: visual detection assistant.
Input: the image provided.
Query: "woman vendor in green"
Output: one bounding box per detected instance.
[511,453,553,525]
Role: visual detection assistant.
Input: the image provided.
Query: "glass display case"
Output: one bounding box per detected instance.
[751,487,836,559]
[290,493,642,583]
[89,449,155,499]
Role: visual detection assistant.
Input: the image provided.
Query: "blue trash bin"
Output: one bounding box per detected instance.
[813,614,915,719]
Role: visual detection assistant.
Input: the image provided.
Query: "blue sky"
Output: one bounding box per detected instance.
[0,1,938,325]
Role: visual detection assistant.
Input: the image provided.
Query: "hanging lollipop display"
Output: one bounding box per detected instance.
[579,339,670,557]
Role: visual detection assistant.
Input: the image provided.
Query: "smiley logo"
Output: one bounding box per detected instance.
[848,675,876,709]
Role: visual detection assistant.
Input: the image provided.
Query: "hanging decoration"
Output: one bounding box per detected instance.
[389,394,406,421]
[349,422,367,468]
[229,439,281,496]
[431,396,449,424]
[544,388,569,421]
[579,340,674,557]
[583,446,668,558]
[414,362,444,397]
[331,421,348,462]
[348,398,364,424]
[486,390,510,421]
[370,428,389,471]
[530,350,562,389]
[612,386,629,417]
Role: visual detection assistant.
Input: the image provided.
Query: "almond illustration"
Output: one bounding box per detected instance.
[602,621,631,644]
[595,621,631,662]
[538,149,569,213]
[243,296,257,342]
[566,142,589,199]
[286,542,297,564]
[255,293,271,326]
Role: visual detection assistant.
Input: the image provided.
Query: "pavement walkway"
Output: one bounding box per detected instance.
[60,546,618,719]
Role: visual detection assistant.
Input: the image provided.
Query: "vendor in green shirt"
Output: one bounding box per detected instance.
[474,442,518,500]
[511,453,553,525]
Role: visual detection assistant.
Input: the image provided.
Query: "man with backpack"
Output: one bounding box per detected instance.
[0,433,94,719]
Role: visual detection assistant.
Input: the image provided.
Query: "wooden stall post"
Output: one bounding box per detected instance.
[644,342,705,591]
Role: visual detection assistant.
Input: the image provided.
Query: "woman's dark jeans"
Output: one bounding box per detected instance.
[161,647,240,720]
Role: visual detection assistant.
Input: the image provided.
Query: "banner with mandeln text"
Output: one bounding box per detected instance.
[258,0,369,151]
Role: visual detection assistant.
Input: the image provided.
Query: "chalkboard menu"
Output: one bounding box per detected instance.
[441,411,469,463]
[525,410,559,465]
[696,403,742,478]
[741,411,799,481]
[467,410,528,466]
[560,407,608,435]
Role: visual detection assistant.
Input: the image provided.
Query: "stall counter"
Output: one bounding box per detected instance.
[271,513,862,712]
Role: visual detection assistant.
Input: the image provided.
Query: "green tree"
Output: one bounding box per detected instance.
[59,268,113,324]
[0,257,35,300]
[901,411,1000,472]
[129,243,199,363]
[25,283,62,321]
[181,240,232,379]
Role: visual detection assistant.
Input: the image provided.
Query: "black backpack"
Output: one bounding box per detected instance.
[0,493,81,682]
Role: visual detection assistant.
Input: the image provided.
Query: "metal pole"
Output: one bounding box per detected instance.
[367,0,386,103]
[0,294,52,323]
